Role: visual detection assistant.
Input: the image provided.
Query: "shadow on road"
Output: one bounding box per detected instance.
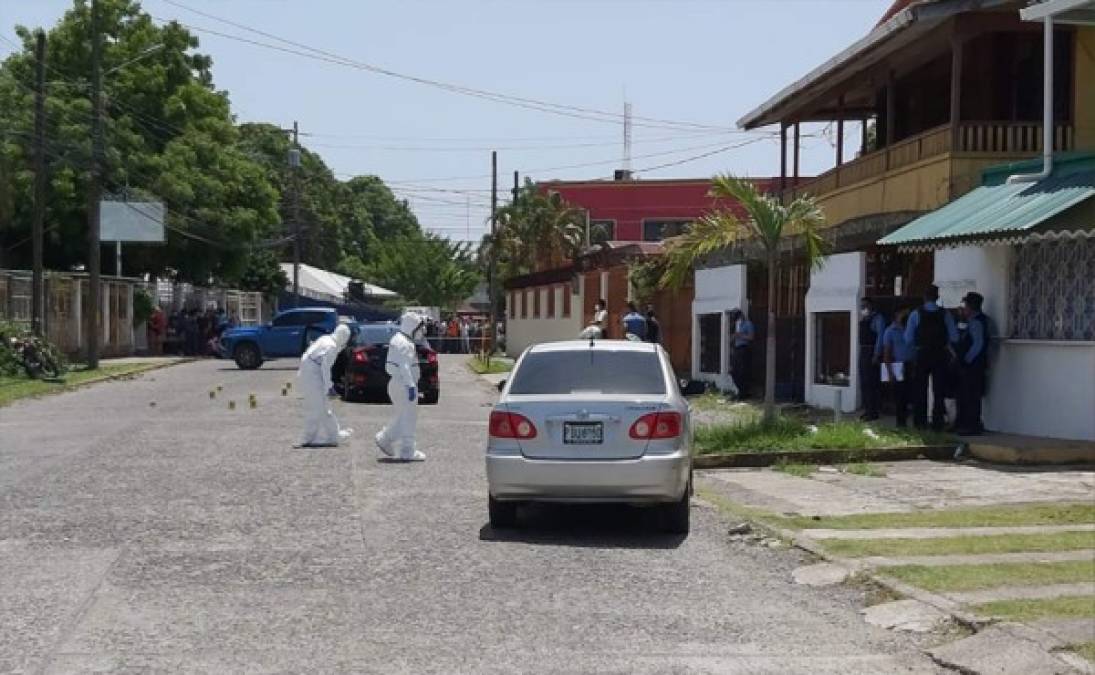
[478,503,687,550]
[215,366,299,372]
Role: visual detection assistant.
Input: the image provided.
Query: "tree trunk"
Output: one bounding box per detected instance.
[764,250,778,424]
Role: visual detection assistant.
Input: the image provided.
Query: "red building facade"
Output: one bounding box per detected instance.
[540,177,783,243]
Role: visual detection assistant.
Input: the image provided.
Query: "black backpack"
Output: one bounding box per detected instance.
[915,307,948,354]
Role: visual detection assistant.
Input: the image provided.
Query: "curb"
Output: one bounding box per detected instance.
[967,443,1095,466]
[693,444,958,468]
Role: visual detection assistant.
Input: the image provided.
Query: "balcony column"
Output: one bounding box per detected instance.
[793,122,801,184]
[885,70,896,147]
[861,116,869,155]
[836,95,845,166]
[780,122,788,193]
[949,33,964,152]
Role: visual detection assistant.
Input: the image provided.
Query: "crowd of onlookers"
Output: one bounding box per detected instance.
[146,306,239,357]
[423,316,494,354]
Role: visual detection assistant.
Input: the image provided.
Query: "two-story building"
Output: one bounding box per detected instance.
[709,0,1093,437]
[502,176,782,376]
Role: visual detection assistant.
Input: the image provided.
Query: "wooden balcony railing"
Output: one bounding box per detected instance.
[788,121,1074,200]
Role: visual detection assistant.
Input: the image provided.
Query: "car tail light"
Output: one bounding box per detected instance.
[352,349,368,364]
[629,412,682,440]
[489,411,537,439]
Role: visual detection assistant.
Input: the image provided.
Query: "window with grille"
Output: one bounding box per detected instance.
[1010,238,1095,340]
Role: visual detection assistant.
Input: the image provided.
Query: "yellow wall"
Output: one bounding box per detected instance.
[1075,27,1095,151]
[815,156,952,227]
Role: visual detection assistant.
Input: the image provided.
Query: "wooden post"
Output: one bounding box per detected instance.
[836,95,845,167]
[861,117,869,155]
[32,31,46,336]
[950,34,964,152]
[779,122,788,193]
[793,122,801,183]
[885,71,897,147]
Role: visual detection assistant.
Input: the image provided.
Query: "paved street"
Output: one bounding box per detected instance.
[1,357,943,674]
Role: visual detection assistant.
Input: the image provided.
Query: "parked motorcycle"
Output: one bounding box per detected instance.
[8,335,64,380]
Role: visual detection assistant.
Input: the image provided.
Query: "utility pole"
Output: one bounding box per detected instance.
[512,170,519,202]
[86,0,102,368]
[31,31,46,337]
[488,151,497,356]
[289,121,301,307]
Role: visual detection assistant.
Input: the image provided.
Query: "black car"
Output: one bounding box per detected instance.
[332,323,440,405]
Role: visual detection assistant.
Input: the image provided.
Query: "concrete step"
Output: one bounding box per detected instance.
[864,549,1095,567]
[803,523,1095,540]
[948,581,1095,605]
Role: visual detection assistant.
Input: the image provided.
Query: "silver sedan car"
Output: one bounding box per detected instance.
[486,340,693,534]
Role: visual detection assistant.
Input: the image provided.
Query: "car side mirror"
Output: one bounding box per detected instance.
[496,379,506,392]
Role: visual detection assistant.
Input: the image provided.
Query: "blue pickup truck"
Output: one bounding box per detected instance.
[220,307,339,369]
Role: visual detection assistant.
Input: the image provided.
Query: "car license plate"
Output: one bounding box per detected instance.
[563,422,603,445]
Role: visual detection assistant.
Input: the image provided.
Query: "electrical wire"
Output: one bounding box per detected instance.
[160,0,738,133]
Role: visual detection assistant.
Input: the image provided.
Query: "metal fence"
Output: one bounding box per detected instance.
[0,269,137,358]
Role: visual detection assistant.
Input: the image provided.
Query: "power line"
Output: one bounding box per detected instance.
[157,1,738,132]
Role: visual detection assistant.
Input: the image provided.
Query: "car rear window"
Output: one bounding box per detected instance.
[354,325,396,346]
[508,349,666,395]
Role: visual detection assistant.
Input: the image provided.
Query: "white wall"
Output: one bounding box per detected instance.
[934,246,1011,334]
[987,340,1095,440]
[505,282,584,358]
[691,265,747,388]
[935,244,1094,440]
[805,252,864,413]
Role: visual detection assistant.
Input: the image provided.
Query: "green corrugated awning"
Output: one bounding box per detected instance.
[878,153,1095,248]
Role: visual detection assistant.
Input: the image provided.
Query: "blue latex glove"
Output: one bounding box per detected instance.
[327,386,338,397]
[407,386,417,402]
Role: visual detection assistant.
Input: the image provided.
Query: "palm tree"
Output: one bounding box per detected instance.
[661,175,827,423]
[481,180,585,281]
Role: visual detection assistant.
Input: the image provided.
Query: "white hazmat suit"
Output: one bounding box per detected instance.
[297,323,352,447]
[375,313,426,461]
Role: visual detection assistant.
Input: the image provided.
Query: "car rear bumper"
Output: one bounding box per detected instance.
[486,450,690,503]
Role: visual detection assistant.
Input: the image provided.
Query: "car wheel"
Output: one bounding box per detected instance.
[233,343,262,370]
[488,495,518,529]
[662,485,691,535]
[422,389,440,405]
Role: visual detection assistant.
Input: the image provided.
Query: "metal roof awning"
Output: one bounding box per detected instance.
[878,154,1095,249]
[1021,0,1095,25]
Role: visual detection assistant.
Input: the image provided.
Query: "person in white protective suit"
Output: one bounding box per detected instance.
[375,312,427,461]
[296,323,353,447]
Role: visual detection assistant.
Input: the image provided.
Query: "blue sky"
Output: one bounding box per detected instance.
[2,0,892,240]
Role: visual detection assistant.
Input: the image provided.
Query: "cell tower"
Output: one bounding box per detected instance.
[622,100,633,175]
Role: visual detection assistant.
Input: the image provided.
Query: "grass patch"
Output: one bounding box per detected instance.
[970,595,1095,622]
[782,502,1095,531]
[467,356,513,375]
[772,459,815,478]
[0,362,164,406]
[1062,642,1095,664]
[881,560,1095,592]
[841,462,887,477]
[695,416,950,455]
[821,531,1095,558]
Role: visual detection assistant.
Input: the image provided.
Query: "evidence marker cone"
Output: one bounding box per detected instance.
[216,385,223,392]
[209,390,216,399]
[228,400,236,410]
[249,398,257,409]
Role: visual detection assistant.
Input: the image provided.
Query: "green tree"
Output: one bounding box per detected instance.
[237,249,288,297]
[482,179,585,282]
[356,234,479,310]
[661,175,827,423]
[0,0,280,281]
